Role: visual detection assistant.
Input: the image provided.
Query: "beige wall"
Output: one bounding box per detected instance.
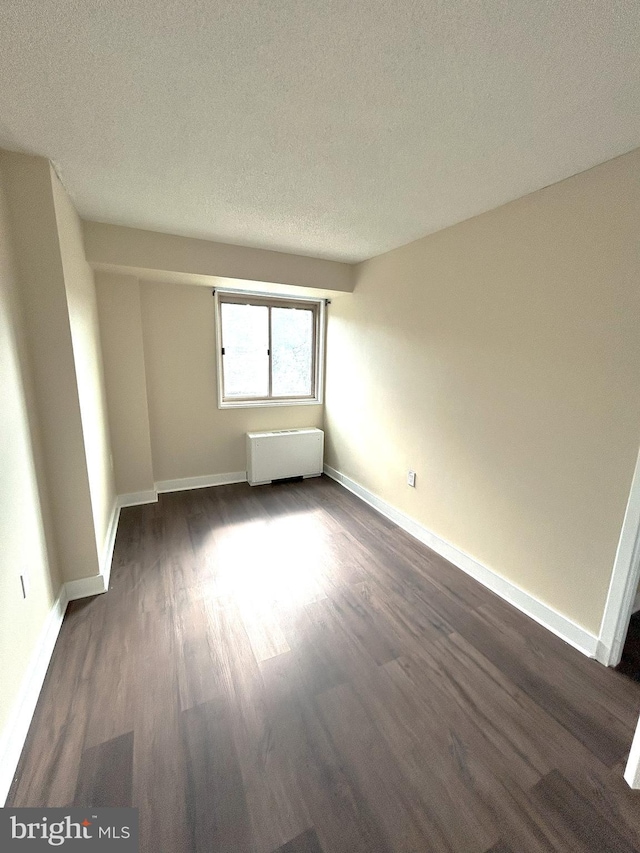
[51,172,116,555]
[0,150,119,796]
[0,160,60,756]
[0,151,100,583]
[140,280,323,482]
[95,272,154,496]
[84,221,354,292]
[325,148,640,635]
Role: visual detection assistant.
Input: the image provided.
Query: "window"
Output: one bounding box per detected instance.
[214,290,325,408]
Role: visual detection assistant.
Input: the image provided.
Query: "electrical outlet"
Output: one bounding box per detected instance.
[20,571,30,599]
[407,470,416,488]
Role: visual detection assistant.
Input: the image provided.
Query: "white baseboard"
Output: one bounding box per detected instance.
[625,716,640,788]
[117,490,158,508]
[0,500,126,804]
[118,474,248,503]
[155,471,247,493]
[595,448,640,667]
[323,464,599,659]
[0,584,68,805]
[64,573,108,601]
[58,502,120,605]
[99,500,120,590]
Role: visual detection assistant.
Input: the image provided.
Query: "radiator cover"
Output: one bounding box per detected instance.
[246,428,324,486]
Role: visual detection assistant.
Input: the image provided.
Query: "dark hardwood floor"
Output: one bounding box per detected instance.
[8,476,640,852]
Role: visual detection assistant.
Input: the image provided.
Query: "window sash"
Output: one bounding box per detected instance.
[216,291,323,406]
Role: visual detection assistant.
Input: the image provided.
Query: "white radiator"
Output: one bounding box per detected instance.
[246,428,324,486]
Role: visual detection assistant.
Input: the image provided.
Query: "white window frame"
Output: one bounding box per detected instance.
[214,288,325,409]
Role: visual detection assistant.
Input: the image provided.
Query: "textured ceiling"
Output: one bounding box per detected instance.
[0,1,639,262]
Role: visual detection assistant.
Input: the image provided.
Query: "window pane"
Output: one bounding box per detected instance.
[221,303,269,398]
[271,307,314,397]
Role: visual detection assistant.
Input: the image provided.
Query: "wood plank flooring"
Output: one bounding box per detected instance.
[8,476,640,852]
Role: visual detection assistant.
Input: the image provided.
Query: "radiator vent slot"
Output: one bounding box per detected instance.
[246,428,324,486]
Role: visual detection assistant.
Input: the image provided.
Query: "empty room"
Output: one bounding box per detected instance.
[1,2,640,852]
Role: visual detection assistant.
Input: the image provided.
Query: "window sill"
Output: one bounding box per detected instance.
[218,398,323,410]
